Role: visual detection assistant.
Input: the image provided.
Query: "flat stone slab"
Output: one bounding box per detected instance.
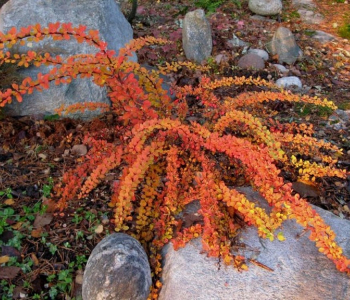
[292,0,324,24]
[312,30,336,44]
[159,187,350,300]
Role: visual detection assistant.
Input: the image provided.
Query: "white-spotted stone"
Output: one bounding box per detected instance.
[83,233,151,300]
[276,76,302,89]
[249,0,283,16]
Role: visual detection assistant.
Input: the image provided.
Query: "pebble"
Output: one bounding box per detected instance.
[228,33,249,47]
[273,64,289,74]
[248,48,269,61]
[276,76,302,89]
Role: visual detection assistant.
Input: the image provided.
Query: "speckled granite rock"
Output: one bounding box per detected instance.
[182,9,212,63]
[249,0,283,16]
[159,187,350,300]
[0,0,134,119]
[83,233,151,300]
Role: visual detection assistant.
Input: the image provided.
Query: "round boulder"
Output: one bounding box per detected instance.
[237,53,265,70]
[249,0,283,16]
[82,233,152,300]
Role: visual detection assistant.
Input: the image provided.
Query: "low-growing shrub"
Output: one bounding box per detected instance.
[0,22,349,298]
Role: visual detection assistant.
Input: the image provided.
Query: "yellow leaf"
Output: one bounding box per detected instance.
[31,229,42,238]
[4,199,15,205]
[31,253,39,266]
[94,224,104,234]
[0,255,10,264]
[12,222,23,230]
[277,232,286,241]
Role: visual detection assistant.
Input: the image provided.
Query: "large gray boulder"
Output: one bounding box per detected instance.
[266,27,303,65]
[159,187,350,300]
[249,0,283,16]
[182,9,212,64]
[0,0,134,119]
[83,233,152,300]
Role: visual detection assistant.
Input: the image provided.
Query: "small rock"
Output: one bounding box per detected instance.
[227,33,249,48]
[311,30,336,44]
[82,233,151,300]
[248,48,269,61]
[63,149,70,157]
[318,130,326,137]
[276,76,302,89]
[334,109,350,123]
[272,64,289,74]
[249,15,277,23]
[248,0,283,16]
[327,112,348,130]
[237,53,265,70]
[297,9,324,24]
[289,66,302,76]
[292,0,316,9]
[75,271,84,285]
[266,27,303,65]
[182,9,212,63]
[214,53,229,64]
[38,153,47,160]
[71,144,88,156]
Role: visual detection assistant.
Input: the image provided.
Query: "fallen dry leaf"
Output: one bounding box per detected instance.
[1,246,21,259]
[12,222,23,230]
[31,228,43,238]
[94,224,104,234]
[292,182,320,198]
[42,197,57,213]
[0,266,21,279]
[31,253,39,266]
[0,255,10,264]
[4,199,15,206]
[33,213,53,228]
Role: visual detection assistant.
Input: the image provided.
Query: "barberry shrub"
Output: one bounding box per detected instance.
[0,23,349,297]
